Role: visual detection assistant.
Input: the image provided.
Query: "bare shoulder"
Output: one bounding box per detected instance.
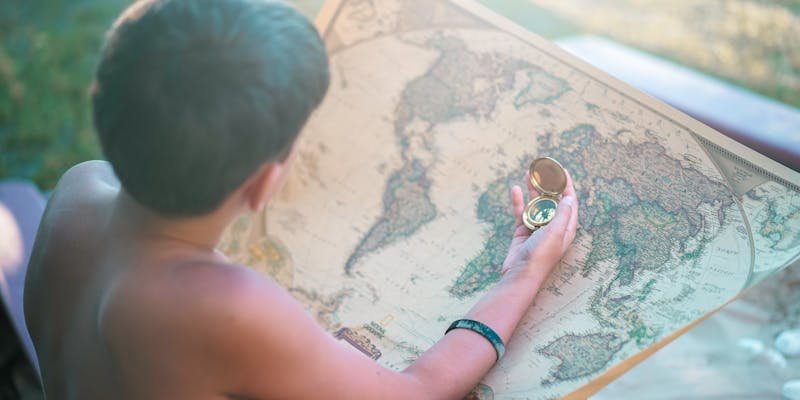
[105,259,325,394]
[35,160,119,242]
[173,261,321,361]
[26,160,118,269]
[26,160,120,302]
[105,259,425,399]
[51,160,119,206]
[109,259,307,338]
[60,159,117,183]
[163,260,311,334]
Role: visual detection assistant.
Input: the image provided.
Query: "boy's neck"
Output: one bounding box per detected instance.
[113,189,240,252]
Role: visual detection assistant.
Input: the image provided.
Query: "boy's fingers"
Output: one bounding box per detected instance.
[510,186,524,217]
[563,169,576,198]
[509,185,525,229]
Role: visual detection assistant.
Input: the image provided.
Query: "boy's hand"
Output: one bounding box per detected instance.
[501,169,578,284]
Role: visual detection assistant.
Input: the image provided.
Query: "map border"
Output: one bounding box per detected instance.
[312,0,800,397]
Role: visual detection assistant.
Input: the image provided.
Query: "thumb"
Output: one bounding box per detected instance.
[539,195,573,234]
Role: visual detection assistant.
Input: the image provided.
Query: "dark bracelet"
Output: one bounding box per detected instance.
[445,319,506,361]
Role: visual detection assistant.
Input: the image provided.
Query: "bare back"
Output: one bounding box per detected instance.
[24,161,244,399]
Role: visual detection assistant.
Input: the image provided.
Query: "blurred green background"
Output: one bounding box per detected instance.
[1,0,799,190]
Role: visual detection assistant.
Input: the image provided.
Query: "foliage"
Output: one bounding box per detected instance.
[0,0,130,189]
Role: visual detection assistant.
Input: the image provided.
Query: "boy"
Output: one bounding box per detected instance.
[24,0,578,398]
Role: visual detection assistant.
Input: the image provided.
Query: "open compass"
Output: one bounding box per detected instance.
[522,157,567,231]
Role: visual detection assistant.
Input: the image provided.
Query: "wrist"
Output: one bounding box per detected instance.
[467,271,543,346]
[499,260,552,288]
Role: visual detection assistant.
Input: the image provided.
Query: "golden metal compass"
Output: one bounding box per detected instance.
[522,157,567,231]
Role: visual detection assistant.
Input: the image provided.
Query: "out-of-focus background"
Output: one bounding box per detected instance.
[1,0,799,399]
[2,0,799,190]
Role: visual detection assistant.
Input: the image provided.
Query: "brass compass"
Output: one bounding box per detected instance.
[522,157,567,231]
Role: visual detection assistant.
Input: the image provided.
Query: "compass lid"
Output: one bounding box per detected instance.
[529,157,567,196]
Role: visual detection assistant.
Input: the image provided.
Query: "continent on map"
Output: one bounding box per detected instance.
[289,287,352,331]
[542,124,734,285]
[396,35,538,139]
[344,159,436,274]
[450,167,522,298]
[325,0,489,54]
[513,69,569,108]
[754,195,800,251]
[244,237,294,287]
[346,34,569,274]
[532,123,736,383]
[538,333,627,385]
[218,214,294,287]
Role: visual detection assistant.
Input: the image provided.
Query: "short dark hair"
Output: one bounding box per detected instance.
[92,0,329,216]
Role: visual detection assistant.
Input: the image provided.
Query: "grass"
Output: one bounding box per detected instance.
[0,0,130,188]
[1,0,798,191]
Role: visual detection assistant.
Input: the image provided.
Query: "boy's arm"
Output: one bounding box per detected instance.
[24,160,120,345]
[199,174,578,399]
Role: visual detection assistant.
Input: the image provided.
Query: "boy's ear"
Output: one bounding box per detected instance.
[242,162,285,212]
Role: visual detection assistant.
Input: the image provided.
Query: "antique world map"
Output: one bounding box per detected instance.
[218,0,800,398]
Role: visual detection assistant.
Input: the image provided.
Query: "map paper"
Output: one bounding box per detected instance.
[218,0,800,398]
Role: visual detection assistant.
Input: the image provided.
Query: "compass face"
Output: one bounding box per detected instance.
[523,197,558,230]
